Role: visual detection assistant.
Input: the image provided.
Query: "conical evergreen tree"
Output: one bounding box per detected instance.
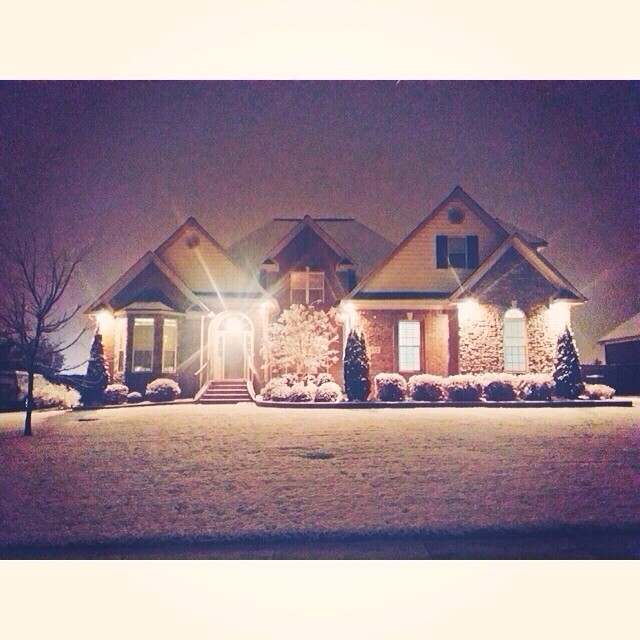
[553,325,583,399]
[81,331,109,406]
[343,328,371,401]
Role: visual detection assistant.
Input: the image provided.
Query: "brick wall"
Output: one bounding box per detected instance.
[357,309,451,379]
[458,247,564,374]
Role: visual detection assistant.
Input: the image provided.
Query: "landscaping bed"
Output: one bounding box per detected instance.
[256,398,633,408]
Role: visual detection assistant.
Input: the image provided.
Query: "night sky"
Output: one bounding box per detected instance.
[1,81,638,368]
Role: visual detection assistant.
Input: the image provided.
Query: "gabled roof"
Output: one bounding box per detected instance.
[598,312,640,344]
[450,234,586,302]
[348,186,510,298]
[155,217,269,297]
[86,251,209,314]
[494,217,547,248]
[262,215,355,266]
[228,216,394,280]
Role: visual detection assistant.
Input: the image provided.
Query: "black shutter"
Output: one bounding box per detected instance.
[466,235,479,269]
[436,235,448,269]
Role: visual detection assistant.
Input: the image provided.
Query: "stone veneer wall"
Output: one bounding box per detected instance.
[458,247,567,374]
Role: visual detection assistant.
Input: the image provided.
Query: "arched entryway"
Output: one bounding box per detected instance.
[209,311,254,380]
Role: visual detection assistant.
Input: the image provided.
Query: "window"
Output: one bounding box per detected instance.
[504,308,527,372]
[448,236,467,268]
[290,270,324,305]
[162,319,178,373]
[398,320,421,372]
[132,318,154,372]
[435,235,479,269]
[114,317,127,373]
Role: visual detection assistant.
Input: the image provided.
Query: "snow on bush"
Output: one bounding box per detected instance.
[127,391,143,404]
[444,375,482,402]
[288,383,314,403]
[145,378,181,402]
[480,373,518,401]
[514,374,554,401]
[269,384,294,402]
[582,383,615,400]
[314,381,342,402]
[374,373,407,402]
[314,372,335,387]
[408,374,446,401]
[260,377,292,400]
[103,383,129,405]
[30,380,80,409]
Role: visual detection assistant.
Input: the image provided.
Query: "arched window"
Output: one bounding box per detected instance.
[503,308,527,372]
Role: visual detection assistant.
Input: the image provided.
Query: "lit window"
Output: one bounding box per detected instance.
[398,320,421,372]
[114,317,127,373]
[132,318,154,372]
[290,270,324,305]
[504,308,527,372]
[162,319,177,373]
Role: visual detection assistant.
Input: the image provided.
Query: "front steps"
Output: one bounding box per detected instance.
[197,380,253,404]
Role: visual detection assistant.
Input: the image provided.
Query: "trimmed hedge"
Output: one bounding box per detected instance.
[103,383,129,405]
[374,373,407,401]
[408,374,446,401]
[145,378,181,402]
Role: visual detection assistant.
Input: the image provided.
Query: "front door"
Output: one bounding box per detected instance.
[223,331,246,379]
[209,312,253,380]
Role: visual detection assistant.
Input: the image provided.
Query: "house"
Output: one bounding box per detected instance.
[597,312,640,394]
[87,187,585,399]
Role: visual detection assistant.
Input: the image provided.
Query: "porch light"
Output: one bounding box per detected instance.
[456,297,480,321]
[547,299,571,332]
[224,316,245,333]
[95,310,113,332]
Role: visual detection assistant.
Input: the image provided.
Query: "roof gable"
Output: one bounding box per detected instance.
[350,187,510,297]
[155,217,265,296]
[86,252,207,313]
[450,234,586,302]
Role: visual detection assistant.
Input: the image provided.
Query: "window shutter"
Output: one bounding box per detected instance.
[466,235,479,269]
[436,235,448,269]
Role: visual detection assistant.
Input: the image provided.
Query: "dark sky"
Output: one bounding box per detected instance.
[1,81,638,367]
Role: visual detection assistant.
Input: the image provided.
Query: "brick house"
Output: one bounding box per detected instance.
[87,187,585,397]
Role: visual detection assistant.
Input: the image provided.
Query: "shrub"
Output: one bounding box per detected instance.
[126,391,143,404]
[145,378,181,402]
[445,375,482,402]
[582,383,615,400]
[481,373,518,401]
[314,381,342,402]
[554,326,584,398]
[514,374,554,401]
[269,384,294,402]
[31,380,80,409]
[408,374,446,401]
[315,372,335,387]
[288,383,314,402]
[81,331,109,406]
[374,373,407,402]
[103,383,129,405]
[344,329,372,401]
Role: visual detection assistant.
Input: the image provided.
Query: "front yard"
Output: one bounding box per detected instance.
[1,403,639,549]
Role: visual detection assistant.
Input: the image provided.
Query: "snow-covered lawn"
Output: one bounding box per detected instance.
[1,403,639,547]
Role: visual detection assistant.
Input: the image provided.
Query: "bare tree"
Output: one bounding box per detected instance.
[0,232,88,435]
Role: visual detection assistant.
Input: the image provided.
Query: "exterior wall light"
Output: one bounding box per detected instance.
[547,299,571,335]
[456,297,480,322]
[95,310,113,332]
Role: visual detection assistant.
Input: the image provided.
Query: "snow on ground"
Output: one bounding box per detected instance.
[0,403,639,547]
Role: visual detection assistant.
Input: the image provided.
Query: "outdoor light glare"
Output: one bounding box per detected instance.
[457,297,480,321]
[224,316,244,333]
[343,302,356,316]
[95,310,112,331]
[548,300,571,332]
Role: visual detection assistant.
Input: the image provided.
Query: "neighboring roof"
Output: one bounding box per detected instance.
[450,234,586,302]
[494,217,547,248]
[228,216,394,280]
[598,312,640,344]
